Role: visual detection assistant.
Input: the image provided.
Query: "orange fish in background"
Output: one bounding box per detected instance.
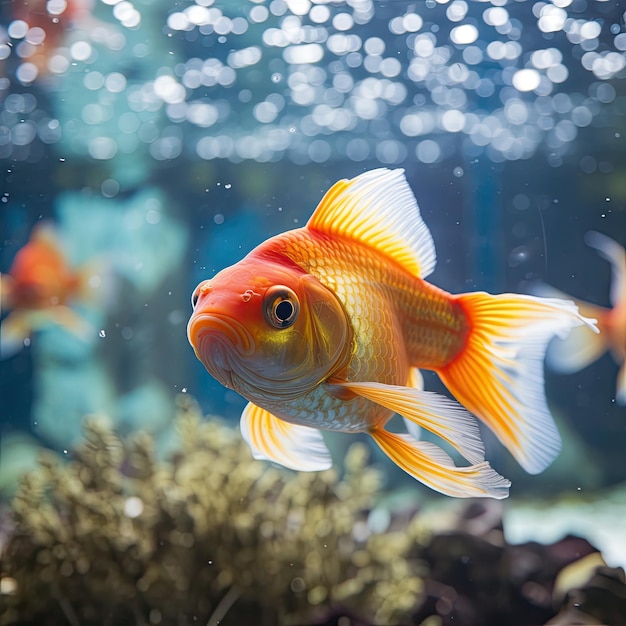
[1,223,95,358]
[188,169,597,499]
[9,0,98,78]
[540,232,626,404]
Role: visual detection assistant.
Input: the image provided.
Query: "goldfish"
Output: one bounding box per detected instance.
[1,223,95,358]
[539,232,626,404]
[8,0,101,79]
[188,169,597,499]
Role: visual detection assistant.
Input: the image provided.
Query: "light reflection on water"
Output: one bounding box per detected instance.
[0,0,625,166]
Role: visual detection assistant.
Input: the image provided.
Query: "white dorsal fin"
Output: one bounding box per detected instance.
[240,402,332,471]
[306,168,437,278]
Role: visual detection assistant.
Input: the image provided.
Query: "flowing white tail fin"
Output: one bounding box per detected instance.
[437,292,598,474]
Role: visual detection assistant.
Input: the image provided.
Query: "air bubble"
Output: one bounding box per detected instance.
[124,497,144,518]
[508,246,529,267]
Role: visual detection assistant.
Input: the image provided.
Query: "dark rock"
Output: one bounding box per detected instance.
[548,566,626,626]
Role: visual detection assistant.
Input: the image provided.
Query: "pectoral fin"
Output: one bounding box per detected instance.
[334,380,485,465]
[369,429,510,499]
[240,402,332,471]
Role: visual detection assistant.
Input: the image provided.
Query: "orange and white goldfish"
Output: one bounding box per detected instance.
[1,223,95,358]
[540,232,626,404]
[188,169,597,499]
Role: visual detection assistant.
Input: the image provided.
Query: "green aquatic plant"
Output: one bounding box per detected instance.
[0,395,426,626]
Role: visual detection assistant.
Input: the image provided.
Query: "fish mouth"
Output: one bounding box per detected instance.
[188,311,321,400]
[187,312,255,388]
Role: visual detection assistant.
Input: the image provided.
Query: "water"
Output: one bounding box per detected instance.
[1,0,625,623]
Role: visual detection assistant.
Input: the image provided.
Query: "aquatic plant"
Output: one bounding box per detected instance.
[3,395,626,626]
[0,395,426,626]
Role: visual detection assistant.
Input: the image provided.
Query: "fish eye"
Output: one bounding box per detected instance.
[191,289,199,309]
[264,285,299,329]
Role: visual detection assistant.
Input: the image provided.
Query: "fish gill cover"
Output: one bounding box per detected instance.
[1,0,625,167]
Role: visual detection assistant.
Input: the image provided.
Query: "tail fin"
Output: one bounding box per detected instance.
[438,292,598,475]
[528,283,609,374]
[369,429,510,499]
[585,231,626,307]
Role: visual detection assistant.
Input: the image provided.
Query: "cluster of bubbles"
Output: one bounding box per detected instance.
[1,0,625,165]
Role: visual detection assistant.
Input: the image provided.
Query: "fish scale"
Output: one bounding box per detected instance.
[275,228,468,373]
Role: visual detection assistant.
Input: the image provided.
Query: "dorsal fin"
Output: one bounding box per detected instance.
[306,168,436,278]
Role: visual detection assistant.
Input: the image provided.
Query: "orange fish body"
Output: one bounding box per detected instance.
[542,231,626,404]
[1,224,92,358]
[10,0,96,77]
[188,169,596,498]
[5,227,79,309]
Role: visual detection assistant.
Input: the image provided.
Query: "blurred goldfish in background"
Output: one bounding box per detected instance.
[8,0,98,79]
[188,169,597,499]
[539,232,626,405]
[1,223,97,358]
